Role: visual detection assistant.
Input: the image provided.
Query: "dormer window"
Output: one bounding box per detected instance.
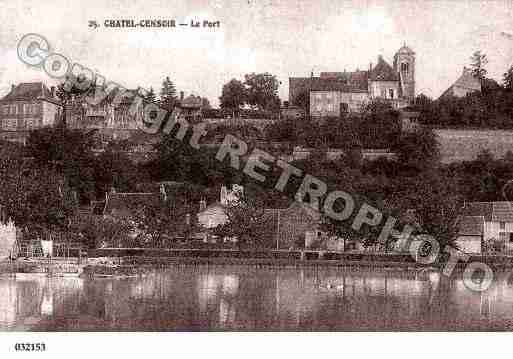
[401,62,409,74]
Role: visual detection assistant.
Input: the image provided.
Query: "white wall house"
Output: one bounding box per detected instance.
[460,202,513,253]
[0,219,17,259]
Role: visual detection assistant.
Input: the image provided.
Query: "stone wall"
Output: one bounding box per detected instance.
[435,129,513,163]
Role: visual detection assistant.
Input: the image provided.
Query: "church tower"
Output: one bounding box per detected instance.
[393,44,415,101]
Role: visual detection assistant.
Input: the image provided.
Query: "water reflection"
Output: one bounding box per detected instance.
[1,265,513,331]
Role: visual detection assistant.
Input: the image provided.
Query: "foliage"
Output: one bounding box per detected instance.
[213,194,274,248]
[219,79,246,117]
[159,76,178,112]
[387,171,463,249]
[143,87,157,103]
[0,159,73,233]
[26,127,97,203]
[469,50,488,80]
[56,74,95,127]
[128,197,199,246]
[292,90,310,112]
[69,215,134,249]
[392,126,440,171]
[504,64,513,91]
[243,72,281,112]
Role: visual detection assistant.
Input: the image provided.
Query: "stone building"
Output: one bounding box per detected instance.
[439,67,481,99]
[177,91,203,123]
[67,87,145,144]
[0,82,62,144]
[289,44,415,118]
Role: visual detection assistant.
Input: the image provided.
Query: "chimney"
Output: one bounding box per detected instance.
[160,183,167,202]
[10,84,14,93]
[180,91,184,101]
[369,62,373,72]
[199,198,207,211]
[50,86,55,98]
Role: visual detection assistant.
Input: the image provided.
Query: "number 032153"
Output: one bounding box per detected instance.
[14,343,46,351]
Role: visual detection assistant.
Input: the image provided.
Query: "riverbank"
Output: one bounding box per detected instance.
[4,248,513,277]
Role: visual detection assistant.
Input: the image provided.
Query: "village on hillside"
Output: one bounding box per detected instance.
[2,43,513,262]
[4,0,513,337]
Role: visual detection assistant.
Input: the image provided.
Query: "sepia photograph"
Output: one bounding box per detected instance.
[1,0,513,356]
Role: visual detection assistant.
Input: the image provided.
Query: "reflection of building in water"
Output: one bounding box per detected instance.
[0,280,17,326]
[0,276,85,328]
[41,280,53,316]
[196,273,240,327]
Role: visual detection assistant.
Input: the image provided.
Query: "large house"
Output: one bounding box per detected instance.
[289,44,416,117]
[67,87,146,143]
[0,82,62,144]
[457,201,513,254]
[439,67,481,99]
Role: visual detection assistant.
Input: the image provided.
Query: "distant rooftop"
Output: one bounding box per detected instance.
[0,82,61,105]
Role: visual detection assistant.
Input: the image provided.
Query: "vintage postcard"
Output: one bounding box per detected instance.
[1,0,513,356]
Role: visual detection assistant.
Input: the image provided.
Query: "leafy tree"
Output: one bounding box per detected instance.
[129,197,198,246]
[69,214,134,249]
[143,87,157,103]
[159,76,178,112]
[213,194,273,248]
[358,99,401,148]
[219,79,246,118]
[93,141,147,196]
[292,90,310,112]
[389,171,463,250]
[243,72,281,112]
[469,50,488,81]
[0,160,73,233]
[201,97,211,109]
[393,127,440,172]
[26,127,97,203]
[56,74,95,127]
[503,64,513,91]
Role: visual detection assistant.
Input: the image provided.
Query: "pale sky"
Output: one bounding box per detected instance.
[0,0,512,106]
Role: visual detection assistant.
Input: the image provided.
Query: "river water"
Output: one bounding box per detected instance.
[1,264,513,331]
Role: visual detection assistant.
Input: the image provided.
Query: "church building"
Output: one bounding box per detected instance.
[289,44,416,117]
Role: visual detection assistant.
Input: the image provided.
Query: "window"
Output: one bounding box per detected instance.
[10,105,16,115]
[380,89,386,98]
[3,119,16,130]
[510,233,513,243]
[26,118,35,129]
[500,222,506,230]
[2,106,9,115]
[401,62,409,74]
[389,89,394,99]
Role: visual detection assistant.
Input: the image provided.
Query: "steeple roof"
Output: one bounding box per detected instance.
[396,44,415,55]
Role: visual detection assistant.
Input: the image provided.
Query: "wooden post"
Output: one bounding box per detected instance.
[275,210,280,250]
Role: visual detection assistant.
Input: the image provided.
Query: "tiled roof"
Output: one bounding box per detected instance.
[309,77,368,93]
[370,56,399,81]
[0,82,60,104]
[462,202,513,222]
[179,95,202,108]
[289,71,369,101]
[457,216,484,235]
[453,69,481,91]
